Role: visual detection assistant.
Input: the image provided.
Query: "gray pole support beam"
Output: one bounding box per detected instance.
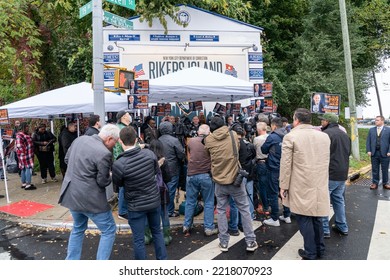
[92,0,105,124]
[372,70,383,117]
[339,0,360,160]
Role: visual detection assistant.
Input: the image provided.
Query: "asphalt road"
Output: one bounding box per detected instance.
[1,176,388,261]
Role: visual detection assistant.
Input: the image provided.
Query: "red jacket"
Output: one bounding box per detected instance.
[16,131,34,169]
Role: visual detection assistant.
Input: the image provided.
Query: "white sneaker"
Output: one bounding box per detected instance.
[263,218,280,227]
[279,215,291,224]
[41,178,47,184]
[51,177,58,182]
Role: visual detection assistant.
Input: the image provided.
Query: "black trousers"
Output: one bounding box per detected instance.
[295,214,325,259]
[37,152,56,179]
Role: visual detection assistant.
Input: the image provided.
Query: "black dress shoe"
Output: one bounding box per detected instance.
[331,224,348,236]
[298,249,317,260]
[370,183,378,190]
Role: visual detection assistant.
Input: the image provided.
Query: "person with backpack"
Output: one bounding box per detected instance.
[228,123,257,235]
[112,126,167,260]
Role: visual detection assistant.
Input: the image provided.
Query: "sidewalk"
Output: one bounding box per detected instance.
[0,172,194,232]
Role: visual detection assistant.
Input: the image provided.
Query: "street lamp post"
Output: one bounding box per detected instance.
[92,0,105,124]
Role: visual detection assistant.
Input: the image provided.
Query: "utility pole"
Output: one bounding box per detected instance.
[339,0,360,160]
[92,0,105,123]
[372,70,383,116]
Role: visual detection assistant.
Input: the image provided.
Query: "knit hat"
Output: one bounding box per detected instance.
[116,110,127,123]
[210,116,225,132]
[318,112,339,123]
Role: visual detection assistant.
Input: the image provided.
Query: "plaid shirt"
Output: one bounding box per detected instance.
[16,131,34,169]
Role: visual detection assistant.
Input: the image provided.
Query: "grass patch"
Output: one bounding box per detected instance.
[348,128,370,173]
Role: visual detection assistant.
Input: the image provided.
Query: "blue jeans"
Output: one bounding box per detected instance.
[256,162,269,211]
[371,151,390,185]
[296,214,325,259]
[166,175,179,215]
[229,179,254,230]
[128,207,167,260]
[267,169,290,221]
[20,167,32,185]
[215,182,256,246]
[67,210,116,260]
[322,180,348,233]
[183,173,215,230]
[118,187,127,216]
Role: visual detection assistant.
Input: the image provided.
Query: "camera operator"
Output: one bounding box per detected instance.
[228,123,257,234]
[204,116,258,252]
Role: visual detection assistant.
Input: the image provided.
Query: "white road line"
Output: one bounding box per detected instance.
[271,209,334,260]
[367,200,390,260]
[181,221,263,260]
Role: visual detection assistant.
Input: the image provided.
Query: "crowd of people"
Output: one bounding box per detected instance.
[2,109,389,261]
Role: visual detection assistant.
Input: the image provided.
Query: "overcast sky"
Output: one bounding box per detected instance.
[362,59,390,119]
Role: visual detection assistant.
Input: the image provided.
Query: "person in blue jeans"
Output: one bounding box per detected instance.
[253,121,270,214]
[58,124,120,260]
[112,126,167,260]
[158,121,186,217]
[229,178,254,235]
[148,139,173,245]
[228,124,257,234]
[183,124,218,236]
[261,118,291,226]
[319,113,351,237]
[113,111,133,220]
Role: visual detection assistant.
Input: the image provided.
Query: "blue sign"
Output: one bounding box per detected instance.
[249,68,264,80]
[190,35,219,42]
[103,53,120,64]
[248,52,263,64]
[104,70,115,81]
[150,34,181,41]
[108,34,140,41]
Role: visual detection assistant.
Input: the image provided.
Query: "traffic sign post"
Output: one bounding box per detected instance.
[79,0,93,19]
[106,0,135,10]
[78,0,136,122]
[103,11,133,30]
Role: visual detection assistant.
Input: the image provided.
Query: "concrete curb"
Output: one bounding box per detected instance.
[347,164,371,185]
[19,214,189,233]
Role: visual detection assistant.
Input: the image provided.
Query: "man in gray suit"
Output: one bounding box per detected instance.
[58,124,120,260]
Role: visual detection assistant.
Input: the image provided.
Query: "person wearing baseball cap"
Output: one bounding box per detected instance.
[319,112,351,238]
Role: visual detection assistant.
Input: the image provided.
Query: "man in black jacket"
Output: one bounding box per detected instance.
[84,114,101,136]
[319,113,351,238]
[112,126,167,260]
[158,121,186,217]
[59,121,78,177]
[261,117,290,226]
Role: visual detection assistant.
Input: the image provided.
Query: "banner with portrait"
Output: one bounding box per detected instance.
[0,109,9,125]
[128,95,149,110]
[311,92,341,114]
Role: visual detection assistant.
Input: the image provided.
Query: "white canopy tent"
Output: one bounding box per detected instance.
[148,67,254,103]
[0,82,127,119]
[0,68,255,119]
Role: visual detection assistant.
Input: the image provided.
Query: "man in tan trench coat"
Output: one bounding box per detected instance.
[279,108,330,260]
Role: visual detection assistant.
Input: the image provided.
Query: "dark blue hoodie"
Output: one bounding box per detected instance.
[261,128,287,172]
